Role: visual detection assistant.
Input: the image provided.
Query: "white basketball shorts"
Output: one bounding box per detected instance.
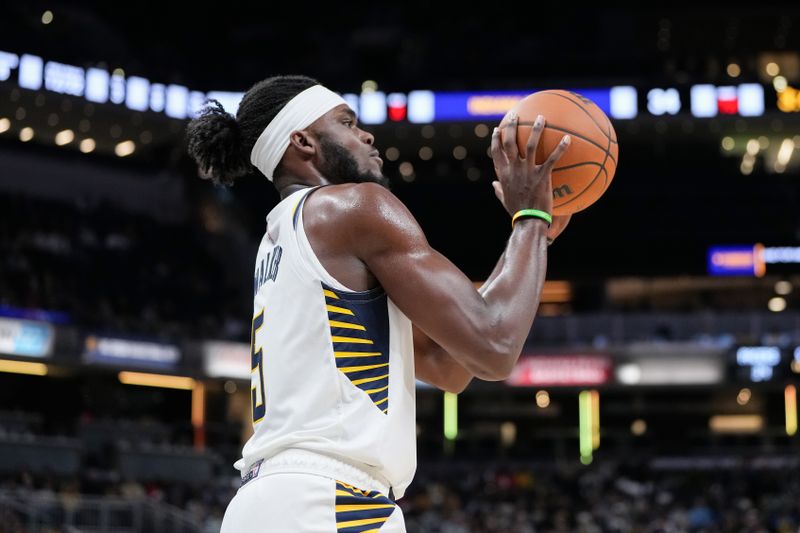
[221,471,406,532]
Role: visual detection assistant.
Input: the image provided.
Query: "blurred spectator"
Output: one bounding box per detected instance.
[0,193,249,340]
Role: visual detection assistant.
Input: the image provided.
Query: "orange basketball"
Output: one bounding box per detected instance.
[499,90,618,216]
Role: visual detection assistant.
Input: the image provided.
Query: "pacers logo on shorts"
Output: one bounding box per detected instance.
[335,481,395,532]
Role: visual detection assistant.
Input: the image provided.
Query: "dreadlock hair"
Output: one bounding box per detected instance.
[186,75,319,186]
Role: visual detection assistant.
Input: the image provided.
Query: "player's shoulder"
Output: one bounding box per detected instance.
[304,182,416,248]
[310,182,395,208]
[306,182,403,223]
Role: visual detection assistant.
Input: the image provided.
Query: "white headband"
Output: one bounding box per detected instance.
[250,85,348,181]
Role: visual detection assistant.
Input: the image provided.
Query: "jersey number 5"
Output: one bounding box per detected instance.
[251,309,266,424]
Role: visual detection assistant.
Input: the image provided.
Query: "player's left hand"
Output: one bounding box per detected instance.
[492,180,572,245]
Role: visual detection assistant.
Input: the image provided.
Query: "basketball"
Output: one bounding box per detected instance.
[499,90,618,216]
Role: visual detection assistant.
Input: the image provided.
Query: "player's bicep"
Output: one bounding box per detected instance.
[351,185,501,377]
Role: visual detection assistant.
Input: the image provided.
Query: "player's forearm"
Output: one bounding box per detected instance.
[478,248,507,296]
[477,218,548,379]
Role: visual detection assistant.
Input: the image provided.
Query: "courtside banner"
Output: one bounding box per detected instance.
[202,341,249,380]
[507,355,612,387]
[83,335,180,370]
[0,317,54,358]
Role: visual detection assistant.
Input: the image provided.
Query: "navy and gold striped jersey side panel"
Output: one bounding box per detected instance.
[324,283,390,414]
[335,481,395,532]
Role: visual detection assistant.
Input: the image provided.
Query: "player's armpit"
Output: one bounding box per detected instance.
[413,323,473,393]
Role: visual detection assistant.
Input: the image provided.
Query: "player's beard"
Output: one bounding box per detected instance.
[319,137,389,189]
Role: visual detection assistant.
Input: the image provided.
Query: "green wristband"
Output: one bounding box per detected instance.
[512,209,552,228]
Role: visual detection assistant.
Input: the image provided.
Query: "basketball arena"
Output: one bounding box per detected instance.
[1,5,799,532]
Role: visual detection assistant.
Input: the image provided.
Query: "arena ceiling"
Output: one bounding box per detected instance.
[4,4,800,93]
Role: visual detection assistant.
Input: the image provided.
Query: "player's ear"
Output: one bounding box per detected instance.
[288,130,317,157]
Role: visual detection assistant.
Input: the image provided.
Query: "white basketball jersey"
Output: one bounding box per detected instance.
[235,186,417,498]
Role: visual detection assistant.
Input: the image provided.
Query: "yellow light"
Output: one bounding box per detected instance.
[192,382,205,426]
[774,280,792,295]
[192,381,206,450]
[79,138,96,153]
[118,371,195,390]
[112,68,125,77]
[115,140,135,157]
[398,162,414,180]
[591,390,600,450]
[444,392,458,440]
[737,388,751,406]
[474,124,490,138]
[19,127,34,142]
[0,118,10,133]
[542,281,572,304]
[726,63,741,77]
[773,76,788,92]
[631,419,647,436]
[766,62,780,76]
[721,136,734,151]
[535,390,550,408]
[709,415,763,433]
[500,421,516,447]
[579,391,592,463]
[0,360,48,376]
[55,129,74,146]
[768,297,787,313]
[41,10,54,24]
[786,385,797,436]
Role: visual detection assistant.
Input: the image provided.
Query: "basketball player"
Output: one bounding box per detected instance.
[186,76,570,532]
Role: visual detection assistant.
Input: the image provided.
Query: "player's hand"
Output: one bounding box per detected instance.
[490,113,570,216]
[493,180,572,244]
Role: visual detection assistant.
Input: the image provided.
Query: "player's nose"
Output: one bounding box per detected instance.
[359,129,374,146]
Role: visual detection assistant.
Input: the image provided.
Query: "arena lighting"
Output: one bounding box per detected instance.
[786,385,797,436]
[631,419,647,436]
[766,62,780,76]
[54,129,74,146]
[359,91,387,125]
[768,297,787,313]
[118,371,195,390]
[499,422,516,447]
[0,359,48,376]
[775,280,792,295]
[591,390,600,450]
[579,391,593,464]
[709,415,763,433]
[19,127,33,142]
[542,281,572,304]
[736,388,752,406]
[0,118,9,133]
[114,140,135,157]
[689,83,763,117]
[443,392,458,440]
[192,382,206,450]
[79,138,95,153]
[646,88,680,115]
[535,390,550,408]
[19,54,43,90]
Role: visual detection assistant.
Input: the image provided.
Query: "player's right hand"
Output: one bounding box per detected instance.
[490,113,570,217]
[492,180,571,244]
